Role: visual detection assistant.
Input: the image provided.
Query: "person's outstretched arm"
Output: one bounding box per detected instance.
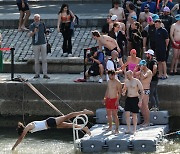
[12,124,33,150]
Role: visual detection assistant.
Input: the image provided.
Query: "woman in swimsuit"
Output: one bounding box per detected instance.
[12,109,93,150]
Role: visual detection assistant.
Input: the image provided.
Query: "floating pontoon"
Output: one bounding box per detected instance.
[73,108,169,153]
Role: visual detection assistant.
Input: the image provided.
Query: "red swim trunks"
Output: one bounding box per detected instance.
[105,98,118,110]
[172,41,180,49]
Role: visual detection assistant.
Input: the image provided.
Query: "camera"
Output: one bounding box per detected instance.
[86,47,98,61]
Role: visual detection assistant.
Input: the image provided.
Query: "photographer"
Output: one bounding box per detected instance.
[85,47,104,83]
[29,14,50,79]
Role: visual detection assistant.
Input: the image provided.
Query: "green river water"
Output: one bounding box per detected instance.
[0,127,179,154]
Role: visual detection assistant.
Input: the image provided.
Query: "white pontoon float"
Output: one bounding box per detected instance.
[73,108,169,153]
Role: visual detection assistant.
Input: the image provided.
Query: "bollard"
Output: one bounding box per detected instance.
[10,48,15,81]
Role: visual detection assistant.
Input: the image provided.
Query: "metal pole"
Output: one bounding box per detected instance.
[10,48,15,81]
[84,49,87,80]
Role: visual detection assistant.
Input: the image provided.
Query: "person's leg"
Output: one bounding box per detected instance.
[132,113,137,133]
[57,122,91,135]
[154,81,159,108]
[162,61,167,78]
[141,95,150,126]
[174,49,179,73]
[56,109,94,124]
[99,64,104,78]
[106,109,113,130]
[67,30,72,54]
[33,45,40,76]
[112,110,119,134]
[40,44,48,75]
[22,10,31,29]
[62,32,68,54]
[158,62,163,78]
[18,11,25,30]
[125,111,131,133]
[150,82,156,108]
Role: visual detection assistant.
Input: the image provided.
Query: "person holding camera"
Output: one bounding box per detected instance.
[29,14,50,79]
[85,47,104,83]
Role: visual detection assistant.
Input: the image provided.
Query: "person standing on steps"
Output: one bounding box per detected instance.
[29,14,50,79]
[16,0,31,31]
[57,3,75,57]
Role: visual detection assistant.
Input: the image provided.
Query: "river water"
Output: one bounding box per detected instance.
[1,127,180,154]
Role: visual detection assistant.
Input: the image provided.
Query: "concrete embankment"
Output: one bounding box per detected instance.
[0,74,179,117]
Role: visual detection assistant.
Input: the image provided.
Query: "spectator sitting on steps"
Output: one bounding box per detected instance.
[85,47,104,83]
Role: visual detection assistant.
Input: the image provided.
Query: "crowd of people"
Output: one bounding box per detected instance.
[85,0,180,134]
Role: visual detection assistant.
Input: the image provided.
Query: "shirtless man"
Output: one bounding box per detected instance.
[170,14,180,75]
[134,60,152,126]
[91,30,120,56]
[122,70,144,134]
[109,0,125,22]
[103,70,122,134]
[139,4,153,28]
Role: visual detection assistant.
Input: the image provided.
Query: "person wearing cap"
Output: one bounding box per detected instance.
[159,7,174,33]
[170,14,180,75]
[145,49,159,110]
[142,14,161,54]
[109,0,125,22]
[133,60,152,127]
[141,0,156,14]
[154,19,169,79]
[121,49,141,72]
[122,70,144,134]
[139,4,153,28]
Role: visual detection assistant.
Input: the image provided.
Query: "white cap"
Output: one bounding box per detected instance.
[111,15,117,21]
[144,49,154,55]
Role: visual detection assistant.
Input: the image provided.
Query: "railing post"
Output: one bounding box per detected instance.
[10,48,15,81]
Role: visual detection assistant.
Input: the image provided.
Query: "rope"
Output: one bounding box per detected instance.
[38,80,94,126]
[163,130,180,137]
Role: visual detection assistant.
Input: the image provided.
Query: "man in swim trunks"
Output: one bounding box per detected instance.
[122,70,144,134]
[91,30,121,56]
[134,60,152,127]
[170,14,180,75]
[12,109,94,150]
[103,70,122,134]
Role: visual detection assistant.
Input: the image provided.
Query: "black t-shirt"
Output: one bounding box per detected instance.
[155,27,168,51]
[159,15,173,33]
[143,24,156,43]
[147,58,158,81]
[102,23,109,34]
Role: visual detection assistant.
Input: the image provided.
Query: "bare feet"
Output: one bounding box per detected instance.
[83,126,91,136]
[141,123,150,127]
[125,130,131,134]
[105,127,112,131]
[113,129,119,135]
[83,109,94,115]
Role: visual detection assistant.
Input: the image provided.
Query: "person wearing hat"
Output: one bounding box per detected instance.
[169,14,180,75]
[109,0,125,22]
[133,59,152,127]
[154,19,169,79]
[159,6,174,62]
[139,4,153,28]
[141,0,156,13]
[145,49,159,110]
[158,0,174,13]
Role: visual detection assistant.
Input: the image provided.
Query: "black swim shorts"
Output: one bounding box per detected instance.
[46,117,57,128]
[17,2,30,12]
[124,97,139,113]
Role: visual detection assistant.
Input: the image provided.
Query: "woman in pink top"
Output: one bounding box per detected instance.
[121,49,141,72]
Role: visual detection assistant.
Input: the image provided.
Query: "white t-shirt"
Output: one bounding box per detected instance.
[106,59,118,81]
